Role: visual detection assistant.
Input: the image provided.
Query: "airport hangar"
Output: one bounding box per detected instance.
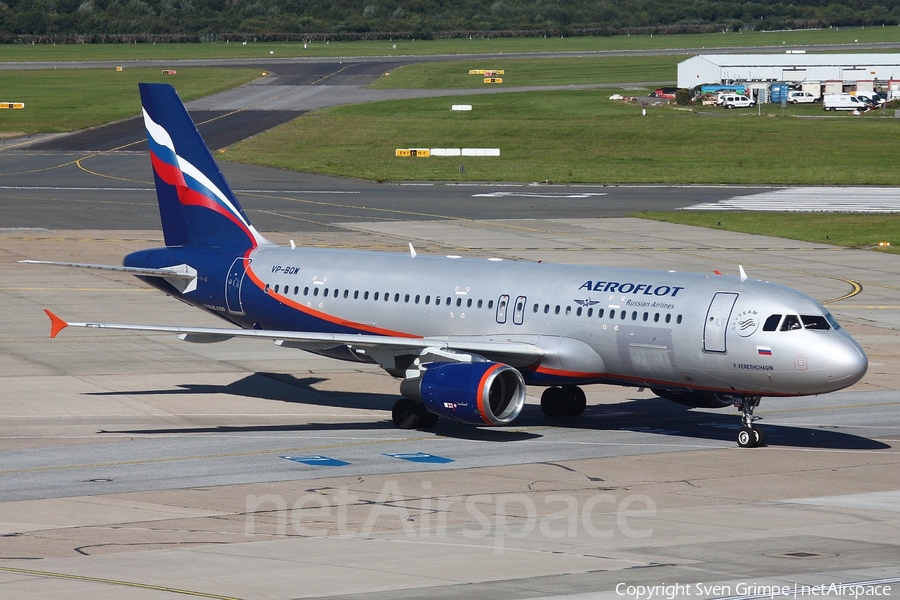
[677,53,900,94]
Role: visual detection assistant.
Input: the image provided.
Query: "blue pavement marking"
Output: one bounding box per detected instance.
[281,455,350,467]
[383,452,454,464]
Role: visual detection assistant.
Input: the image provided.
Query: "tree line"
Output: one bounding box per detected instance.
[2,0,899,39]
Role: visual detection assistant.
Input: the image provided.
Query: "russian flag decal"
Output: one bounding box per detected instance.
[757,346,773,356]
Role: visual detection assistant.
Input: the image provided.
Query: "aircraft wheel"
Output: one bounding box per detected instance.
[565,386,587,417]
[392,398,422,429]
[752,424,766,447]
[737,426,757,448]
[541,387,567,418]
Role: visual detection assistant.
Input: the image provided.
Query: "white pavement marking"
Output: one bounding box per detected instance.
[686,187,900,212]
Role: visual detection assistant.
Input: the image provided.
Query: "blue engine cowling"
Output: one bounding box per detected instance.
[399,362,526,426]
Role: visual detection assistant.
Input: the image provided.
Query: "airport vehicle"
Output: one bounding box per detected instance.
[29,84,868,448]
[720,94,754,108]
[788,91,819,104]
[823,94,869,111]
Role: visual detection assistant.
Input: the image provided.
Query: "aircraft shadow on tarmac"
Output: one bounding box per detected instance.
[88,374,888,449]
[515,397,891,451]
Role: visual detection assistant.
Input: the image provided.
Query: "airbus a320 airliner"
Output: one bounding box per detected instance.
[28,83,868,448]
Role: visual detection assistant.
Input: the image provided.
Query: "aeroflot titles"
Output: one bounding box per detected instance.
[578,281,686,297]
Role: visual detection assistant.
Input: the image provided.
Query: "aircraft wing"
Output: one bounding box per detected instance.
[43,310,544,371]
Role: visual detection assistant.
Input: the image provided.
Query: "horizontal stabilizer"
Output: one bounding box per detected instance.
[21,260,198,294]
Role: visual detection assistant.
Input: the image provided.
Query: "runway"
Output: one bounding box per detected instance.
[1,57,899,599]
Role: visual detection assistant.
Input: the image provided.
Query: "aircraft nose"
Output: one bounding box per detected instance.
[826,334,868,387]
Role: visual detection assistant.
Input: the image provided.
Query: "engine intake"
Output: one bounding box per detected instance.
[400,362,526,426]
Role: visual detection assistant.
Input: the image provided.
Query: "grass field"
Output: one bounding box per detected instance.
[633,211,900,254]
[224,89,900,185]
[1,26,899,61]
[0,68,260,134]
[370,55,682,89]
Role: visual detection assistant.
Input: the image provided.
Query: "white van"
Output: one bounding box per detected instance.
[721,94,754,109]
[823,94,868,111]
[788,90,819,104]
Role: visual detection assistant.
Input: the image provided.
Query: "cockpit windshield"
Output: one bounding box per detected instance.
[763,313,836,332]
[801,315,831,330]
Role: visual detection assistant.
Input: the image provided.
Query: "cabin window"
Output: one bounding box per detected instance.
[446,297,452,306]
[364,291,369,300]
[665,314,671,323]
[630,311,636,320]
[456,298,462,307]
[781,314,802,331]
[304,287,310,296]
[323,288,329,296]
[643,312,649,321]
[598,308,604,318]
[587,308,593,317]
[576,307,582,316]
[653,313,659,322]
[488,300,494,309]
[415,294,420,304]
[425,295,431,304]
[468,299,473,308]
[353,290,359,299]
[763,314,782,331]
[274,285,280,294]
[566,306,572,316]
[386,293,391,302]
[294,286,299,295]
[554,305,560,315]
[373,292,379,301]
[676,314,683,324]
[435,296,441,305]
[334,289,340,298]
[313,287,319,297]
[404,294,410,303]
[801,315,830,330]
[477,300,483,309]
[343,290,349,299]
[544,304,550,314]
[265,284,270,293]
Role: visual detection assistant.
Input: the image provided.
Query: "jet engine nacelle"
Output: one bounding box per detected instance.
[651,388,732,409]
[400,362,526,426]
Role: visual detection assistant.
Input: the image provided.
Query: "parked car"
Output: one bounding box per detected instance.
[721,94,755,109]
[788,91,819,104]
[823,94,869,111]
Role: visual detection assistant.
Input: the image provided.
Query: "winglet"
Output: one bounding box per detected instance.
[44,309,68,339]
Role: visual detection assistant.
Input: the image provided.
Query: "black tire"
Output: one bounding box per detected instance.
[752,425,766,447]
[419,411,439,429]
[737,426,757,448]
[541,387,567,418]
[565,386,587,417]
[392,398,422,429]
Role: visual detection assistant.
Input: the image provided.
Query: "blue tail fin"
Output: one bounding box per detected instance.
[139,83,269,249]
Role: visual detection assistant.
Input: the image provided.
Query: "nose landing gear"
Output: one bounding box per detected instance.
[734,395,765,448]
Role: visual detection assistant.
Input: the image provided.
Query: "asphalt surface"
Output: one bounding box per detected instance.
[1,52,899,599]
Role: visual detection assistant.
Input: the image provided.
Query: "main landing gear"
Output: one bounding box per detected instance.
[734,395,765,448]
[391,397,439,430]
[540,386,587,418]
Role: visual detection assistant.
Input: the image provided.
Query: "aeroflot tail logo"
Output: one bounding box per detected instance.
[579,280,685,297]
[142,109,258,246]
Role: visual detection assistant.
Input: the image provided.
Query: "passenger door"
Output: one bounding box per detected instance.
[703,292,738,353]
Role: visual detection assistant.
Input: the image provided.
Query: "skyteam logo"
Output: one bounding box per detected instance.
[731,309,760,337]
[143,109,261,247]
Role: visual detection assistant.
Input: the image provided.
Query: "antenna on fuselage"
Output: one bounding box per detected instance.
[409,243,417,258]
[739,265,747,282]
